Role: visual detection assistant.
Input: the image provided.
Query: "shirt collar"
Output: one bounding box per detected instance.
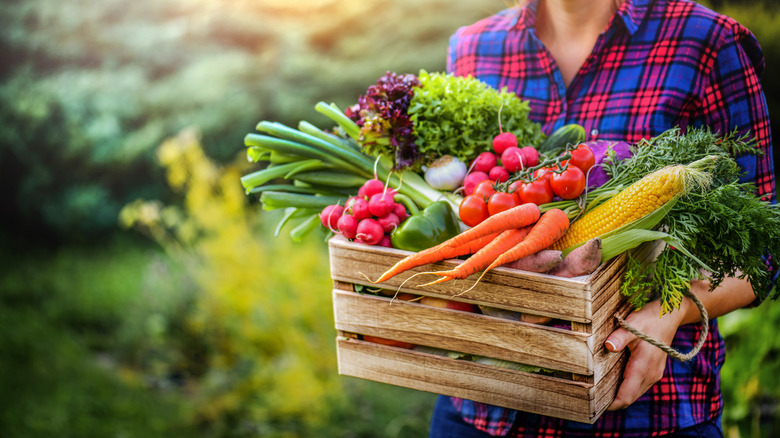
[614,0,650,36]
[513,0,651,36]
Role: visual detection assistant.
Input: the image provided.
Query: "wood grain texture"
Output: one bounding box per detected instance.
[327,235,648,424]
[337,337,613,424]
[329,236,594,322]
[333,289,593,375]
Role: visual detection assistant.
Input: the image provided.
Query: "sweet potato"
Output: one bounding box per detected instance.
[520,313,553,324]
[549,237,602,278]
[501,250,563,273]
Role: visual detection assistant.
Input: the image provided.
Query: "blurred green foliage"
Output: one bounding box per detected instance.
[0,0,503,242]
[117,130,438,437]
[721,304,780,437]
[0,238,199,437]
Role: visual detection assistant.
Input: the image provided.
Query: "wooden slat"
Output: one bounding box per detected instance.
[328,235,635,424]
[337,337,604,424]
[333,289,593,375]
[587,253,627,305]
[590,349,628,417]
[570,321,594,384]
[329,236,595,322]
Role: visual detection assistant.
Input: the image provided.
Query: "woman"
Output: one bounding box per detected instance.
[431,0,775,436]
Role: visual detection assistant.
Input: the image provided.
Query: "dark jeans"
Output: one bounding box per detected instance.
[429,395,724,438]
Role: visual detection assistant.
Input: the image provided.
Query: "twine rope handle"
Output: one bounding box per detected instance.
[614,289,709,362]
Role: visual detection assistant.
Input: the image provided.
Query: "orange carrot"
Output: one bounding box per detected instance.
[422,226,532,285]
[470,209,570,285]
[444,203,540,249]
[372,232,500,283]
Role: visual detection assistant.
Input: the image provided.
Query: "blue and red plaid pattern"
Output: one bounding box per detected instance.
[448,0,774,202]
[445,0,775,436]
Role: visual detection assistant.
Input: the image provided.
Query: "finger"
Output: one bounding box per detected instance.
[605,326,636,352]
[606,359,647,410]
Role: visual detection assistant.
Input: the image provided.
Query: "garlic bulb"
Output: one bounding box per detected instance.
[424,155,468,191]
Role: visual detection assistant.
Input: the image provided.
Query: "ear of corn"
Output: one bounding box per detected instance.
[552,164,710,251]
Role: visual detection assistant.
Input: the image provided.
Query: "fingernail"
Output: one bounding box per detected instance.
[605,340,617,352]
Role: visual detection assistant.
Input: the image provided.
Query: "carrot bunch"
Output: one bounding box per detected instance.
[373,203,570,288]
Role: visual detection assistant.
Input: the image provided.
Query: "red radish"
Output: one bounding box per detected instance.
[337,214,359,239]
[488,166,509,182]
[358,178,385,198]
[319,204,344,230]
[392,203,409,222]
[493,103,518,155]
[520,146,539,167]
[501,146,525,172]
[368,192,395,218]
[355,218,384,245]
[471,152,497,173]
[463,171,490,196]
[492,132,517,155]
[378,235,393,248]
[376,212,401,233]
[346,196,371,220]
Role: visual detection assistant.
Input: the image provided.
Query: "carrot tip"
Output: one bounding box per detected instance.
[420,276,453,287]
[359,271,381,284]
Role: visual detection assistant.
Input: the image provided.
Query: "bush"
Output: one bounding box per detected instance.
[119,129,440,437]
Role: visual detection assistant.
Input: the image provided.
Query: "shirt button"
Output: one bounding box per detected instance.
[590,129,599,140]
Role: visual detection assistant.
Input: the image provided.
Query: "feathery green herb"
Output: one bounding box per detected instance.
[613,128,778,313]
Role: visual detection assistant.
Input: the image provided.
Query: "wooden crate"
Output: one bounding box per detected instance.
[328,235,644,424]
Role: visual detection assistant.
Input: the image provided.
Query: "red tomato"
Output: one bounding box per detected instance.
[518,179,554,205]
[459,194,490,227]
[487,191,519,216]
[533,167,554,185]
[550,166,586,200]
[568,144,596,173]
[473,179,497,201]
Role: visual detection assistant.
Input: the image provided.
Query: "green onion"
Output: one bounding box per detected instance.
[240,159,326,190]
[289,214,322,242]
[259,191,346,211]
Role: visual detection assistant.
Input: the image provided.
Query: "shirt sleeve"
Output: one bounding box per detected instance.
[698,20,775,203]
[446,32,459,74]
[699,21,779,304]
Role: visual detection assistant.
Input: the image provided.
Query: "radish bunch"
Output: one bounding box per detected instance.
[319,179,409,247]
[463,132,539,196]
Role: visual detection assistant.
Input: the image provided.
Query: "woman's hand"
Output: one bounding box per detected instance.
[604,299,688,410]
[604,276,755,410]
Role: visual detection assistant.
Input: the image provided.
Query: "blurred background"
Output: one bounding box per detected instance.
[0,0,778,437]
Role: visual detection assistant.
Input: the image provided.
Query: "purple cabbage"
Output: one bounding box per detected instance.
[345,72,421,170]
[584,140,633,188]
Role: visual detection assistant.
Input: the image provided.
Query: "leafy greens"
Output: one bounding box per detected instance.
[408,70,544,168]
[600,128,779,313]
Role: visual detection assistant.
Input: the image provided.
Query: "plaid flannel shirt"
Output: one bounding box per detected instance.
[446,0,775,436]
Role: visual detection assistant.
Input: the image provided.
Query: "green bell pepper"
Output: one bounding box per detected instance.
[391,196,460,252]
